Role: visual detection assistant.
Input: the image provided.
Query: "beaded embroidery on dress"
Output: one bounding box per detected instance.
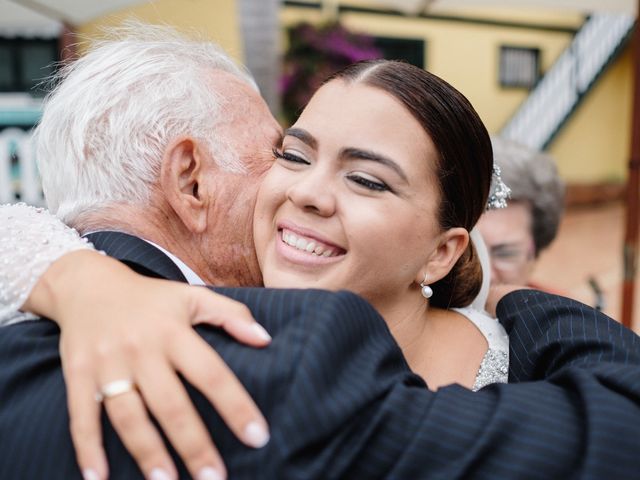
[452,306,509,391]
[0,203,94,325]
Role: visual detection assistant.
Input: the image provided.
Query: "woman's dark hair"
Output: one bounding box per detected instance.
[325,60,493,308]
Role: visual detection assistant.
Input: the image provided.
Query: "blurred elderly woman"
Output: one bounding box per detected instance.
[477,136,565,286]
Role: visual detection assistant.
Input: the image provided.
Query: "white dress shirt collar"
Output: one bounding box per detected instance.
[142,239,206,286]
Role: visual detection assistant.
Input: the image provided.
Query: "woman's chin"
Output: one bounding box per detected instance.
[261,270,334,291]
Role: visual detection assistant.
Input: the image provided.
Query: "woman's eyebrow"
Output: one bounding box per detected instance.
[341,147,408,182]
[283,128,317,149]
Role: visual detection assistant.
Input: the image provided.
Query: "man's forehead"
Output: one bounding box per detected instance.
[208,72,273,116]
[208,70,257,100]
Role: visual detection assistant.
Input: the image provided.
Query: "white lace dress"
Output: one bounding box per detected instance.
[0,202,509,389]
[0,203,94,325]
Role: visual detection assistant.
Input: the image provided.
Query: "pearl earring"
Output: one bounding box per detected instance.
[420,273,433,299]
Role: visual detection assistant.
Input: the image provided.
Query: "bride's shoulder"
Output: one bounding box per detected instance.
[1,202,44,218]
[451,306,509,352]
[1,202,62,228]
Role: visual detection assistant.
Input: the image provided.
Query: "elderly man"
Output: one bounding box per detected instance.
[1,25,640,480]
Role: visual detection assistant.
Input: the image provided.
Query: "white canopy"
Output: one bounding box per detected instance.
[5,0,152,26]
[0,0,61,37]
[4,0,638,29]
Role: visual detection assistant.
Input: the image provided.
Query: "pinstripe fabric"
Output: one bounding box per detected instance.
[1,232,639,479]
[85,231,187,282]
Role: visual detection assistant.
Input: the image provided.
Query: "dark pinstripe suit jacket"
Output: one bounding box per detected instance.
[1,231,640,479]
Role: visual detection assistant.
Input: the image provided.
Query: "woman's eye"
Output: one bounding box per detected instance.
[272,148,310,165]
[347,174,389,192]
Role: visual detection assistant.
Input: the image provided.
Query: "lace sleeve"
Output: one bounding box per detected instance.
[0,203,96,325]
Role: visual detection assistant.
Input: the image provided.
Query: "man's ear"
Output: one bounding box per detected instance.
[160,137,213,234]
[416,228,469,285]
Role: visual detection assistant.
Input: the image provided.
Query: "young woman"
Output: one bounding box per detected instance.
[1,60,508,477]
[253,61,507,390]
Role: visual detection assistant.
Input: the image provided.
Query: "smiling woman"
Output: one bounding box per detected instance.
[256,61,491,307]
[253,60,503,391]
[255,79,448,310]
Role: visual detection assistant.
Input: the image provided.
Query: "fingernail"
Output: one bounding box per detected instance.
[197,466,225,480]
[251,323,272,342]
[83,470,100,480]
[244,421,270,448]
[149,468,174,480]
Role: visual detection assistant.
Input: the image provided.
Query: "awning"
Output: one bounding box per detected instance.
[6,0,151,27]
[0,0,61,37]
[7,0,640,28]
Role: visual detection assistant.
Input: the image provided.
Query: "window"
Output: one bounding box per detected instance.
[499,46,540,89]
[374,36,425,69]
[0,38,59,95]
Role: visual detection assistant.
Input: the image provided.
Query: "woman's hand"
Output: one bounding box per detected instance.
[25,250,271,480]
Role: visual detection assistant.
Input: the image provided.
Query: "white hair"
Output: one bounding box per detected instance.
[35,22,259,223]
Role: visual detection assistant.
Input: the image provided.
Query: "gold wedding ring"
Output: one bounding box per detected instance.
[95,379,137,402]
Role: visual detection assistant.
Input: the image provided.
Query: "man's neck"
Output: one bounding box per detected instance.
[142,239,205,285]
[73,204,261,287]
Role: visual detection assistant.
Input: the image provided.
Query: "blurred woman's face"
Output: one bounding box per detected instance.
[253,80,451,307]
[477,201,536,286]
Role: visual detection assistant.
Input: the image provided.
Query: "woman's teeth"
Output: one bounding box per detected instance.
[282,231,338,257]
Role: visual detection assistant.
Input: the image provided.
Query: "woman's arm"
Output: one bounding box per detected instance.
[0,203,271,480]
[0,203,94,324]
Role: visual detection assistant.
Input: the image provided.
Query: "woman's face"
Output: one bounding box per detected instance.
[253,80,447,305]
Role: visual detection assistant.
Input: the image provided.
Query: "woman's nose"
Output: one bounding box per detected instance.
[286,169,336,216]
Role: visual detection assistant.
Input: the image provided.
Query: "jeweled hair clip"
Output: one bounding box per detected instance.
[487,165,511,210]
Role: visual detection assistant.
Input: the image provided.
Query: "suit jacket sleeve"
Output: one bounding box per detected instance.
[187,288,640,480]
